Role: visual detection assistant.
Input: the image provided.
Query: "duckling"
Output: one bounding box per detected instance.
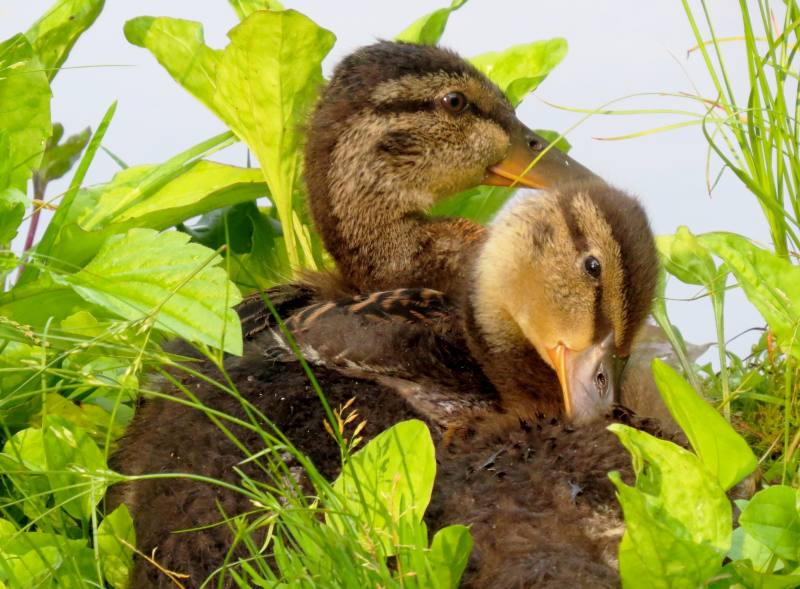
[110,180,659,587]
[304,40,596,293]
[269,180,659,426]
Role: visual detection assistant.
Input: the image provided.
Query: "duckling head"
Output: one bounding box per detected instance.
[472,180,659,425]
[305,41,594,253]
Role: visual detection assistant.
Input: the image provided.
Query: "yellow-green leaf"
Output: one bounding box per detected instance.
[26,0,104,81]
[55,228,243,355]
[213,10,335,269]
[471,38,567,106]
[699,232,800,361]
[124,17,222,113]
[651,359,756,491]
[0,35,52,194]
[395,0,468,45]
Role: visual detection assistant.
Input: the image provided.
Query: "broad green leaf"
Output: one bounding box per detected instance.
[97,504,135,589]
[0,35,52,193]
[0,274,92,330]
[609,424,731,588]
[78,133,236,230]
[729,526,783,572]
[54,228,243,354]
[213,10,335,269]
[657,226,719,287]
[331,420,436,555]
[471,38,568,106]
[699,232,800,361]
[37,123,91,184]
[124,17,222,112]
[726,562,800,589]
[25,0,104,81]
[46,135,242,268]
[0,529,95,586]
[112,161,266,225]
[428,524,473,589]
[228,0,284,20]
[651,359,756,490]
[740,486,800,562]
[395,0,468,45]
[42,415,107,520]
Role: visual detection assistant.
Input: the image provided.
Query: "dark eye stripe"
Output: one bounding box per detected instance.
[373,99,435,115]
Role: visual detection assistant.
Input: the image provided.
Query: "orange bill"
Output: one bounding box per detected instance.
[484,123,596,189]
[546,333,616,425]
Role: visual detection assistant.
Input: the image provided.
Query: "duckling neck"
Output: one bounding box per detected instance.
[460,262,562,421]
[307,136,485,292]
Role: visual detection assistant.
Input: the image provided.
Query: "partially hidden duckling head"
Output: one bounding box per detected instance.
[470,180,659,425]
[305,41,595,289]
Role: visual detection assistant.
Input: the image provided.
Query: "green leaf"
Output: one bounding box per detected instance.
[609,424,731,588]
[395,0,468,45]
[729,526,783,572]
[657,226,719,287]
[228,0,284,20]
[45,134,240,268]
[0,187,27,246]
[212,10,335,269]
[428,524,473,589]
[739,486,800,562]
[430,185,514,224]
[471,38,567,106]
[0,274,93,330]
[651,359,756,490]
[54,228,243,354]
[698,232,800,361]
[725,562,800,589]
[25,0,104,81]
[124,17,222,113]
[37,123,91,184]
[97,504,136,589]
[331,420,436,555]
[42,415,107,521]
[0,35,52,193]
[108,160,265,227]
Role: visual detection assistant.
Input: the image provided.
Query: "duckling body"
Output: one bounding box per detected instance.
[112,40,663,588]
[113,181,659,587]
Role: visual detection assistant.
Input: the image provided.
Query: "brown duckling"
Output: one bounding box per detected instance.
[268,180,659,426]
[304,40,596,294]
[111,180,659,587]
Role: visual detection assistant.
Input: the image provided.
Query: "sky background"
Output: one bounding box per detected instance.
[1,1,773,358]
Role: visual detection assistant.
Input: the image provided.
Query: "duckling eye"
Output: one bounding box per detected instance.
[441,91,468,114]
[595,368,609,396]
[584,256,601,279]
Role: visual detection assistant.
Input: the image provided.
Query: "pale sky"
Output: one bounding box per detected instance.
[2,1,771,357]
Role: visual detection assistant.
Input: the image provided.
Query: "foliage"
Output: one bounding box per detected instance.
[610,361,800,588]
[0,0,574,586]
[225,420,471,587]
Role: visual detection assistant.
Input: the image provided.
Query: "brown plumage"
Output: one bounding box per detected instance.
[111,41,664,588]
[111,180,660,587]
[304,41,595,293]
[268,181,659,425]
